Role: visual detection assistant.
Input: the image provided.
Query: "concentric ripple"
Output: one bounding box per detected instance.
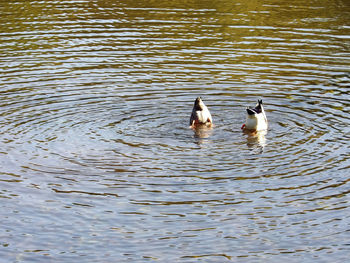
[1,0,350,262]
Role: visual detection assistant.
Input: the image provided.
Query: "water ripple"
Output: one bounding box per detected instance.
[1,0,350,262]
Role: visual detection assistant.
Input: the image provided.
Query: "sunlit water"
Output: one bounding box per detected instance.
[1,0,350,262]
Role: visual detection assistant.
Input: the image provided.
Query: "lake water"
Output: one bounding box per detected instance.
[1,0,350,262]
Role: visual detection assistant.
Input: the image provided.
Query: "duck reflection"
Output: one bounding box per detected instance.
[191,124,214,139]
[244,129,267,152]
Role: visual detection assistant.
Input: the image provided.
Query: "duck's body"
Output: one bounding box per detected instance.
[190,97,213,127]
[242,99,268,131]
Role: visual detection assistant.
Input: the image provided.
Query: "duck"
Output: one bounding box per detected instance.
[241,99,268,131]
[190,97,213,127]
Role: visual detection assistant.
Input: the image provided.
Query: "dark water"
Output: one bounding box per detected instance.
[1,0,350,262]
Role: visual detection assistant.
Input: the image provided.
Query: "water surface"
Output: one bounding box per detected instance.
[1,0,350,262]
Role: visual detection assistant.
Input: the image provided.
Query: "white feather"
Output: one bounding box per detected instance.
[244,101,268,131]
